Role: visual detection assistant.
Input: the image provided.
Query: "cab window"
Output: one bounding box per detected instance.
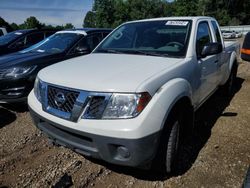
[11,32,44,49]
[196,22,212,57]
[71,33,103,54]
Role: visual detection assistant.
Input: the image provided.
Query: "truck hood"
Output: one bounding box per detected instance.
[39,53,183,94]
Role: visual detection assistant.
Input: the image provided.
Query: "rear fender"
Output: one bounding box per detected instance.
[221,51,237,85]
[229,51,237,72]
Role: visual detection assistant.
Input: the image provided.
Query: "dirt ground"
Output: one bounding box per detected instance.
[1,49,250,187]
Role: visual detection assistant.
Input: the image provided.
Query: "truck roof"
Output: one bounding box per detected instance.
[126,16,215,24]
[59,28,112,36]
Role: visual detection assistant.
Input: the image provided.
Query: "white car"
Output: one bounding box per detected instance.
[28,17,239,174]
[235,31,242,38]
[222,30,236,39]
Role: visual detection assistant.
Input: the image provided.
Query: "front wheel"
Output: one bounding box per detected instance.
[153,110,183,175]
[165,120,180,173]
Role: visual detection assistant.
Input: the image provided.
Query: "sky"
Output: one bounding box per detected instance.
[0,0,93,28]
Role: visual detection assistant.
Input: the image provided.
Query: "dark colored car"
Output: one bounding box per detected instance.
[0,29,58,56]
[0,28,112,103]
[241,32,250,62]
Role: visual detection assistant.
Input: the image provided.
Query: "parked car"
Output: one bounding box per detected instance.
[235,31,242,38]
[0,29,57,56]
[0,27,7,36]
[0,28,112,103]
[241,32,250,61]
[222,30,236,39]
[28,17,239,174]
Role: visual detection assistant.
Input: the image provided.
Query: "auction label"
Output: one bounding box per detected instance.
[166,21,189,26]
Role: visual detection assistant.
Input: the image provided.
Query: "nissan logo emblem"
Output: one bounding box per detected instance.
[54,92,66,107]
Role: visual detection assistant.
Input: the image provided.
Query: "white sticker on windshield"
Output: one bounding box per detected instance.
[165,21,189,26]
[14,32,23,35]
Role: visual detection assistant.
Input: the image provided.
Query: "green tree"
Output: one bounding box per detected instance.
[84,0,170,28]
[84,0,250,28]
[93,0,116,28]
[64,23,74,29]
[23,16,43,29]
[0,17,12,31]
[10,23,19,31]
[84,11,96,27]
[173,0,199,16]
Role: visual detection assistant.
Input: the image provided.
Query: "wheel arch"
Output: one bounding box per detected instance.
[229,51,238,72]
[154,78,194,132]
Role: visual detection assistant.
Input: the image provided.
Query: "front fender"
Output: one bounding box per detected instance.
[151,78,193,130]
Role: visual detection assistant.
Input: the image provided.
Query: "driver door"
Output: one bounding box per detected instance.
[196,21,219,103]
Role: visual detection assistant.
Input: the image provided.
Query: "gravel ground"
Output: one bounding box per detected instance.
[1,51,250,188]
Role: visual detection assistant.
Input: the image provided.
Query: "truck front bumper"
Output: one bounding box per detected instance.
[29,107,161,168]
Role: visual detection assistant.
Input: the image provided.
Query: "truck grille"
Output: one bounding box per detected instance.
[47,86,79,113]
[42,83,111,121]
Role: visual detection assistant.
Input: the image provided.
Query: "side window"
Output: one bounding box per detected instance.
[211,21,222,44]
[87,33,103,50]
[10,36,26,49]
[71,33,103,54]
[0,30,3,36]
[26,32,44,46]
[196,22,212,56]
[10,32,44,49]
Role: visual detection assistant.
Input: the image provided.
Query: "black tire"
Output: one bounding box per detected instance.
[243,167,250,188]
[221,64,237,97]
[165,120,180,173]
[153,108,183,175]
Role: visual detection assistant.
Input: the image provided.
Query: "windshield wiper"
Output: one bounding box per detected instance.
[97,49,169,57]
[97,49,125,54]
[122,49,169,57]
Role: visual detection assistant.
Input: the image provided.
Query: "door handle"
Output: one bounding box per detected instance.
[214,60,219,64]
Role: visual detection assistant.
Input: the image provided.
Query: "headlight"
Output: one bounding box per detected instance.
[0,66,36,78]
[34,77,42,102]
[102,92,151,119]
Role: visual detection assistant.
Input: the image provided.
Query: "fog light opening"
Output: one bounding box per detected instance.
[117,146,130,159]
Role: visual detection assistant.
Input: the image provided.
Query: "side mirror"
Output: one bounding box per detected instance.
[75,46,91,55]
[201,42,223,58]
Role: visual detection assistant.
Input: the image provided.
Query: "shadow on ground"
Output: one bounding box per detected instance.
[0,103,28,128]
[86,77,245,181]
[1,103,28,113]
[0,107,16,129]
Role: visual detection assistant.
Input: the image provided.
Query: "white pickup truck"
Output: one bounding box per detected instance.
[28,16,239,174]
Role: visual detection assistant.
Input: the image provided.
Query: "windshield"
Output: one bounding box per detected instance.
[95,20,192,58]
[0,30,27,45]
[23,33,82,54]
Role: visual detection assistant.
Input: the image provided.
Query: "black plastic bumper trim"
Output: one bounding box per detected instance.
[29,106,161,168]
